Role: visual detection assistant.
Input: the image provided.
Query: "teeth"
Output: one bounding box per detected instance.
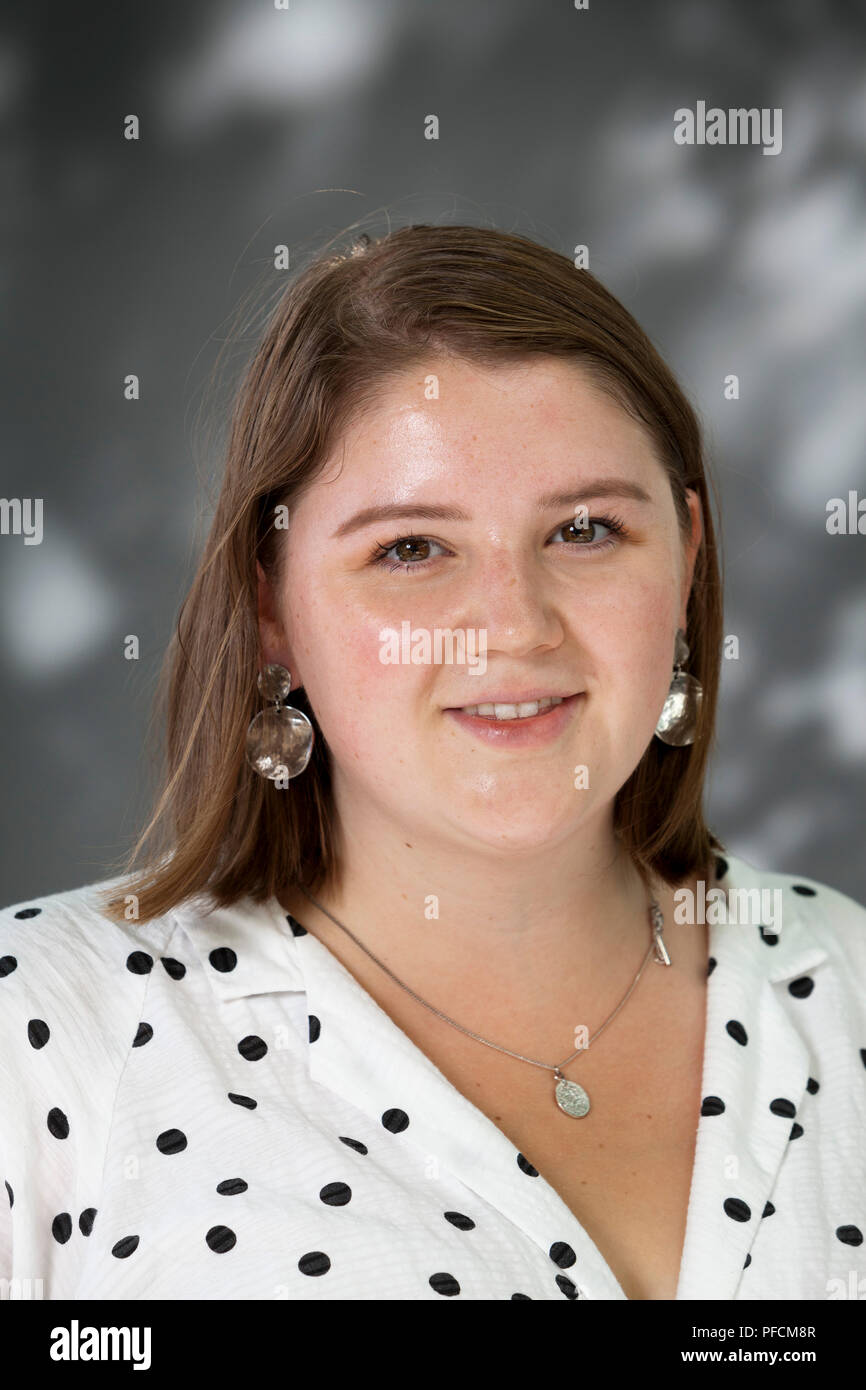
[459,696,564,720]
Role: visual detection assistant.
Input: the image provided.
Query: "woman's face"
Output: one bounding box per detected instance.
[259,355,703,856]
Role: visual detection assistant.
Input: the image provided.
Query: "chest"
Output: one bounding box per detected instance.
[402,987,708,1300]
[498,1082,703,1300]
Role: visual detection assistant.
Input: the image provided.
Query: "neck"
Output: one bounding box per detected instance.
[278,790,675,1024]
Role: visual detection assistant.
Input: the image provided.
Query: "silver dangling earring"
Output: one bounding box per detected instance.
[245,663,314,780]
[654,628,702,746]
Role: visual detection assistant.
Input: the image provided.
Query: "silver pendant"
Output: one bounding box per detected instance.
[554,1069,590,1117]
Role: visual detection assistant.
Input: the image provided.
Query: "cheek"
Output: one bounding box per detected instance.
[587,576,679,710]
[288,592,425,756]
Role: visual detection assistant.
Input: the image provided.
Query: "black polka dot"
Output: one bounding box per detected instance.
[517,1153,539,1177]
[715,856,728,880]
[806,1077,819,1094]
[550,1241,576,1268]
[298,1250,330,1276]
[701,1096,725,1116]
[758,925,779,946]
[861,1049,866,1070]
[429,1271,460,1296]
[511,1291,532,1299]
[14,907,41,918]
[228,1092,257,1109]
[112,1235,139,1258]
[28,1019,50,1048]
[309,1015,321,1043]
[238,1035,267,1061]
[52,1212,72,1244]
[762,1201,775,1218]
[206,1225,236,1253]
[555,1274,578,1299]
[208,947,237,973]
[79,1208,97,1235]
[743,1252,752,1269]
[161,957,186,980]
[47,1107,69,1139]
[126,950,153,975]
[0,956,18,978]
[726,1020,748,1046]
[836,1225,863,1246]
[320,1182,352,1206]
[156,1128,187,1155]
[724,1197,751,1222]
[382,1108,409,1133]
[789,1122,804,1140]
[792,884,817,896]
[133,1022,153,1047]
[444,1211,475,1231]
[287,915,307,937]
[5,1180,12,1208]
[789,977,814,999]
[770,1098,796,1118]
[216,1178,248,1196]
[339,1136,368,1154]
[707,956,717,977]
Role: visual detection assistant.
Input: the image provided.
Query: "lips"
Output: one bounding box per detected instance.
[445,691,578,721]
[456,696,565,721]
[444,692,583,746]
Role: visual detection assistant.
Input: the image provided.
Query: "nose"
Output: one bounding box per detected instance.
[466,549,565,657]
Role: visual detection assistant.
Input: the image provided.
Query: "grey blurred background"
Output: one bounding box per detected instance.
[1,0,864,905]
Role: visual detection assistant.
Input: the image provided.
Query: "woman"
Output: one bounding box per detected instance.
[1,225,864,1302]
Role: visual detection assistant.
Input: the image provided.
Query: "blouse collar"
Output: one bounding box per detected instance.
[175,849,828,1004]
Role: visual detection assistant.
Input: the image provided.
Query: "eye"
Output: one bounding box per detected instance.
[368,535,450,573]
[548,513,627,552]
[367,514,628,575]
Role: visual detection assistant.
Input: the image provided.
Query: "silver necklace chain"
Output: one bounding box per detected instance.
[295,883,669,1077]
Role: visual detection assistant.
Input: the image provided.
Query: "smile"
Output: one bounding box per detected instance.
[455,695,564,721]
[444,692,583,747]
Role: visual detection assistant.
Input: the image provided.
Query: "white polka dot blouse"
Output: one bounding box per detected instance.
[1,851,865,1300]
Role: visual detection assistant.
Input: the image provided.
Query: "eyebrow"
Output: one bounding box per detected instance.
[330,478,654,539]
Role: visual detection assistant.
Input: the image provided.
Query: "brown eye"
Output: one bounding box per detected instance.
[370,535,449,572]
[392,537,431,563]
[548,514,626,553]
[560,520,601,544]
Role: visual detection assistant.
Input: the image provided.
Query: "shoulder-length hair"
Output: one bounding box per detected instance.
[99,223,725,924]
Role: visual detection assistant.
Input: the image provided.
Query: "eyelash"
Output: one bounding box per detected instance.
[367,513,628,574]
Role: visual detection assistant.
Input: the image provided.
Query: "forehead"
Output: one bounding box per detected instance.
[348,354,651,446]
[303,354,666,509]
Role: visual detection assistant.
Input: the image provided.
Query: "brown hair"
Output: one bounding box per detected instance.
[98,222,725,924]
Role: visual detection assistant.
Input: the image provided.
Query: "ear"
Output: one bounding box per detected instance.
[256,560,301,681]
[678,489,703,631]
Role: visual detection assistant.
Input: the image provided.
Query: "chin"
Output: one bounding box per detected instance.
[447,810,583,855]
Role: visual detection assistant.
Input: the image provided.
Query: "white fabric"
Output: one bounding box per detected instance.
[1,851,864,1301]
